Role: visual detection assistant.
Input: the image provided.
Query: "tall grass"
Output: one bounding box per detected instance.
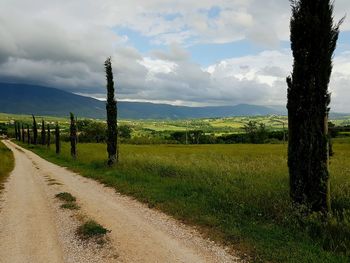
[22,141,350,262]
[0,141,14,191]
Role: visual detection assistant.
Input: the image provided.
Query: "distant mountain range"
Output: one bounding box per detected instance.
[0,82,347,119]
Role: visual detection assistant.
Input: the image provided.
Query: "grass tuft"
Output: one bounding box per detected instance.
[48,182,63,186]
[55,192,76,202]
[77,220,109,239]
[61,202,80,210]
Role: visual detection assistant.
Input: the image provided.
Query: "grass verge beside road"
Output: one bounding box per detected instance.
[19,141,350,262]
[0,140,14,191]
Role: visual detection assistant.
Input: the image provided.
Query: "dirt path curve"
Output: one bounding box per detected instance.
[0,140,240,263]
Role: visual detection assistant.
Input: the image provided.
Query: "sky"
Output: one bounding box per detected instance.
[0,0,350,112]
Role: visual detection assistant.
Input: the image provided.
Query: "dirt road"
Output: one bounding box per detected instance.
[0,140,240,263]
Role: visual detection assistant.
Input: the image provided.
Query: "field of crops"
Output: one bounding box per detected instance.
[19,139,350,262]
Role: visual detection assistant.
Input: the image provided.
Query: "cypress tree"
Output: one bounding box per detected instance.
[21,123,25,142]
[41,119,46,145]
[27,124,30,145]
[17,122,21,141]
[70,112,77,159]
[55,122,60,154]
[47,124,51,148]
[287,0,343,212]
[76,116,78,144]
[105,57,118,166]
[32,114,38,145]
[14,121,18,140]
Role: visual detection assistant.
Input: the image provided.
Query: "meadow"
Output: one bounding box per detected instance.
[0,141,14,191]
[19,139,350,262]
[2,112,349,137]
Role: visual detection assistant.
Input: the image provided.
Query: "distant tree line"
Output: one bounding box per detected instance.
[8,118,347,146]
[11,116,60,153]
[74,119,131,143]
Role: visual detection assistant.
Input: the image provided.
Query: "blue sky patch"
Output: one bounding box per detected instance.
[115,26,350,66]
[207,6,221,19]
[163,12,182,21]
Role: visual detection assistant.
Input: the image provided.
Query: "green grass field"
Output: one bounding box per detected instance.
[19,139,350,262]
[0,113,69,124]
[2,112,350,139]
[0,141,14,191]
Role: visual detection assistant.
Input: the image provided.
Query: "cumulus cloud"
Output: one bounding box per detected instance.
[109,48,289,107]
[330,52,350,112]
[0,0,349,111]
[117,48,349,111]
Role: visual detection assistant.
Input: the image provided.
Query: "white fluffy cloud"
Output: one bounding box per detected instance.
[0,0,349,111]
[206,50,350,112]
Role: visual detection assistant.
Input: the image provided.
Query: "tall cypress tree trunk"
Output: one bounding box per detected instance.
[55,122,60,154]
[70,113,77,159]
[21,124,25,142]
[17,122,21,141]
[47,124,51,148]
[27,124,30,144]
[14,121,18,140]
[287,0,342,212]
[27,125,30,145]
[75,116,79,145]
[32,115,38,145]
[41,120,46,146]
[105,57,118,166]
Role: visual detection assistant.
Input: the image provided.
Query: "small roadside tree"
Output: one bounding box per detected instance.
[14,121,18,140]
[118,125,132,139]
[18,122,21,140]
[287,0,343,212]
[41,120,46,145]
[17,122,21,141]
[32,114,38,144]
[84,122,106,143]
[75,116,79,145]
[105,57,118,166]
[257,123,268,143]
[244,121,258,143]
[27,125,30,144]
[47,124,51,148]
[21,124,25,142]
[55,122,60,154]
[70,112,77,159]
[243,121,268,143]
